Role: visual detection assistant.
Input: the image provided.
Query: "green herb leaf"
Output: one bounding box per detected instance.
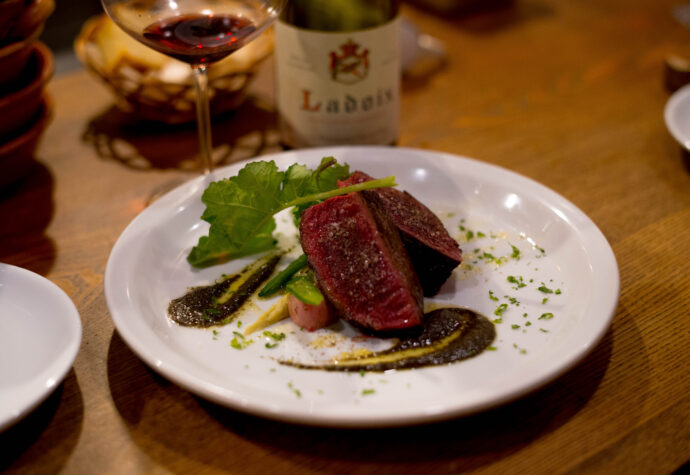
[187,158,397,268]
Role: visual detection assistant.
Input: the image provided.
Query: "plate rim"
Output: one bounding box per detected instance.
[664,83,690,149]
[104,145,619,427]
[0,263,82,432]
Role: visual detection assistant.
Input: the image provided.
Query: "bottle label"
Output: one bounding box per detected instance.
[274,18,400,148]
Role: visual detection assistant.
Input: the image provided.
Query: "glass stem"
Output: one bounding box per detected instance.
[192,64,213,174]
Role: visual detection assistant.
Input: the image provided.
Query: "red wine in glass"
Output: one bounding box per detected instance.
[142,13,258,65]
[101,0,283,183]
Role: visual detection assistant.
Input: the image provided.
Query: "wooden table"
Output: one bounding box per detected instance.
[2,0,689,473]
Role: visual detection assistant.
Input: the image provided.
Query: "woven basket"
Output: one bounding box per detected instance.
[74,15,273,124]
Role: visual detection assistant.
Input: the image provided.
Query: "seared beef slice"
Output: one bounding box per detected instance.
[299,192,424,332]
[339,171,462,296]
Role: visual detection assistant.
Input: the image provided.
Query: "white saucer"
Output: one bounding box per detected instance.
[664,83,690,149]
[0,264,82,432]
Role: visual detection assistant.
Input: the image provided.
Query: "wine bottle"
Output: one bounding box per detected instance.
[274,0,401,148]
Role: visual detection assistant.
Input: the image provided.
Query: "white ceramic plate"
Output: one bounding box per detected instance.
[105,146,619,427]
[0,264,81,431]
[665,83,690,149]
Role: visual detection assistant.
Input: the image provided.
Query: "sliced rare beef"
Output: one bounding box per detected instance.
[339,171,462,296]
[299,192,424,333]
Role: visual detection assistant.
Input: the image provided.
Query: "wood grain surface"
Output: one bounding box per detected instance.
[1,0,689,473]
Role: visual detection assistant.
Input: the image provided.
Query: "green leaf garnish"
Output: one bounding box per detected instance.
[187,158,396,268]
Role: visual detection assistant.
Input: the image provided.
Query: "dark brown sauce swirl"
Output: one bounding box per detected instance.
[281,307,495,372]
[168,255,280,327]
[168,256,495,372]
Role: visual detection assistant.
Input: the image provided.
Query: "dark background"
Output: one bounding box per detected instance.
[41,1,103,72]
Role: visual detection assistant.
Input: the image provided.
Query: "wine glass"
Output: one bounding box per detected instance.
[100,0,284,175]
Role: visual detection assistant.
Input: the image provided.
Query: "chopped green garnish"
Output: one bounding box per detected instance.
[513,343,527,354]
[492,318,503,324]
[359,369,366,377]
[526,321,532,326]
[494,303,508,316]
[542,297,549,304]
[479,251,496,261]
[262,330,285,349]
[361,389,376,396]
[230,331,253,349]
[476,231,486,238]
[287,381,302,398]
[466,230,474,240]
[459,225,466,231]
[263,330,286,341]
[538,283,554,294]
[555,288,562,295]
[507,296,520,306]
[488,290,499,301]
[230,339,243,349]
[202,307,221,320]
[507,275,526,289]
[540,328,549,333]
[511,324,520,330]
[510,244,521,260]
[486,346,498,351]
[538,312,554,320]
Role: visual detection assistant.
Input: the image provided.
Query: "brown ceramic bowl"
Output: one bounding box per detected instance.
[6,0,55,42]
[0,42,54,140]
[0,25,42,88]
[0,0,26,44]
[0,96,52,189]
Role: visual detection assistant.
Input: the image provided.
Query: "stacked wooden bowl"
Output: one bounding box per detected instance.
[0,0,54,188]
